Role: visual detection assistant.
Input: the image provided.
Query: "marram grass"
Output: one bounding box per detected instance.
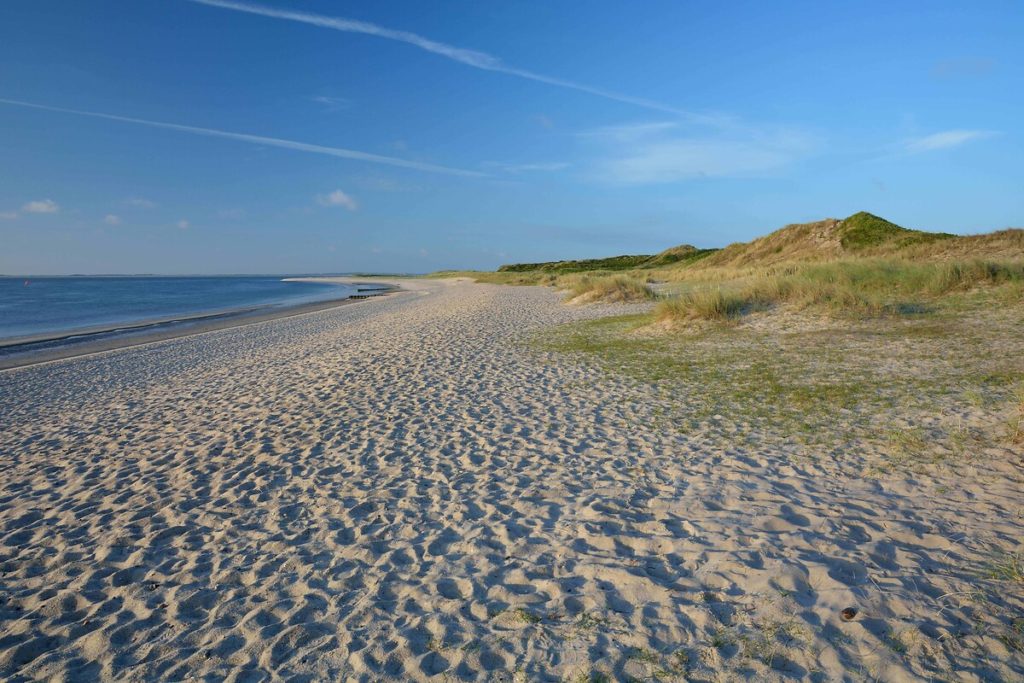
[656,259,1024,321]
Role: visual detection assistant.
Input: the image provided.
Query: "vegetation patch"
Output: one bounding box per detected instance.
[533,305,1024,463]
[654,259,1024,322]
[567,275,655,303]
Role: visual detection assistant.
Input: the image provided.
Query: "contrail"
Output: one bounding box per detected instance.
[188,0,716,123]
[0,98,485,177]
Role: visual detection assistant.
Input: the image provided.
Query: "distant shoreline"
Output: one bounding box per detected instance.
[0,279,399,371]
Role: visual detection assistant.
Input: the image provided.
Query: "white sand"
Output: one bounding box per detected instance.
[0,279,1021,681]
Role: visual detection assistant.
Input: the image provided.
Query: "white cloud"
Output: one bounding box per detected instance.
[218,208,245,219]
[177,219,190,230]
[125,197,157,208]
[584,122,818,185]
[104,214,122,225]
[0,211,17,220]
[316,189,358,211]
[0,98,485,177]
[903,129,995,154]
[22,199,59,214]
[188,0,719,123]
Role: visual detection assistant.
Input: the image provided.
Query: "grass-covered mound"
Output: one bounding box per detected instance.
[838,211,954,250]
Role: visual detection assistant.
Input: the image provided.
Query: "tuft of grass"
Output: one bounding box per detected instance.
[574,612,607,631]
[656,288,748,321]
[988,552,1024,584]
[887,427,929,458]
[711,626,738,649]
[567,275,654,303]
[511,607,542,624]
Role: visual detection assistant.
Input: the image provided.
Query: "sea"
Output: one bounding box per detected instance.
[0,275,360,344]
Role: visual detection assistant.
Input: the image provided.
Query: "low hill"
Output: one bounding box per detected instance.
[498,254,651,273]
[643,244,719,268]
[497,244,717,273]
[696,212,961,269]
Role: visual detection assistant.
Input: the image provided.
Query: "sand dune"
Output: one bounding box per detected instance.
[0,279,1021,681]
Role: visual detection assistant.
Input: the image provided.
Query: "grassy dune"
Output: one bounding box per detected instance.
[436,212,1024,319]
[434,211,1024,464]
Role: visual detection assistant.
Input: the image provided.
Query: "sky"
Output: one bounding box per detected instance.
[1,1,1022,275]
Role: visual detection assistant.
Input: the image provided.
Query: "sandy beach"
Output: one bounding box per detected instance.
[1,278,1022,682]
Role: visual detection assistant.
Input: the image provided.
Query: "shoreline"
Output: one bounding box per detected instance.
[0,279,400,371]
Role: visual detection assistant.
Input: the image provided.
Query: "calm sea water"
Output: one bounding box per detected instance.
[0,276,356,342]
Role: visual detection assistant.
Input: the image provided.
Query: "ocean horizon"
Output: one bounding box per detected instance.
[0,275,360,343]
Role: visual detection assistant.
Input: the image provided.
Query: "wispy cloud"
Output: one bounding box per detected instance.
[125,197,158,208]
[104,214,122,225]
[0,211,18,221]
[218,207,246,219]
[177,219,190,230]
[188,0,716,122]
[903,129,996,154]
[317,189,358,210]
[311,95,351,111]
[22,199,60,214]
[584,121,818,185]
[485,161,570,174]
[0,98,485,177]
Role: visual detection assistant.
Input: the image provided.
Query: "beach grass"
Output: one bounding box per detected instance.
[565,274,655,303]
[654,259,1024,322]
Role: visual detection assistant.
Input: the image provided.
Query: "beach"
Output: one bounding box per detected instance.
[1,278,1022,681]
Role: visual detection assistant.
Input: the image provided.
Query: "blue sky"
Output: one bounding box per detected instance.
[1,0,1022,274]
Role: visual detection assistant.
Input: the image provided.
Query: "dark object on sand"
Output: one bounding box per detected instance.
[840,607,858,621]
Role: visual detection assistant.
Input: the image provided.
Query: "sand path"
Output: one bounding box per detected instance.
[0,280,1021,681]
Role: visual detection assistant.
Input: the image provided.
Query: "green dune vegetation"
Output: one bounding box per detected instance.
[435,211,1024,316]
[434,212,1024,465]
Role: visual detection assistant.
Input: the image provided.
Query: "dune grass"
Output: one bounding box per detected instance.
[655,259,1024,322]
[656,288,747,321]
[567,274,655,303]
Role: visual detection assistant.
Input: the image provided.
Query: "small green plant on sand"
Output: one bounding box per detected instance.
[988,552,1024,584]
[512,607,541,624]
